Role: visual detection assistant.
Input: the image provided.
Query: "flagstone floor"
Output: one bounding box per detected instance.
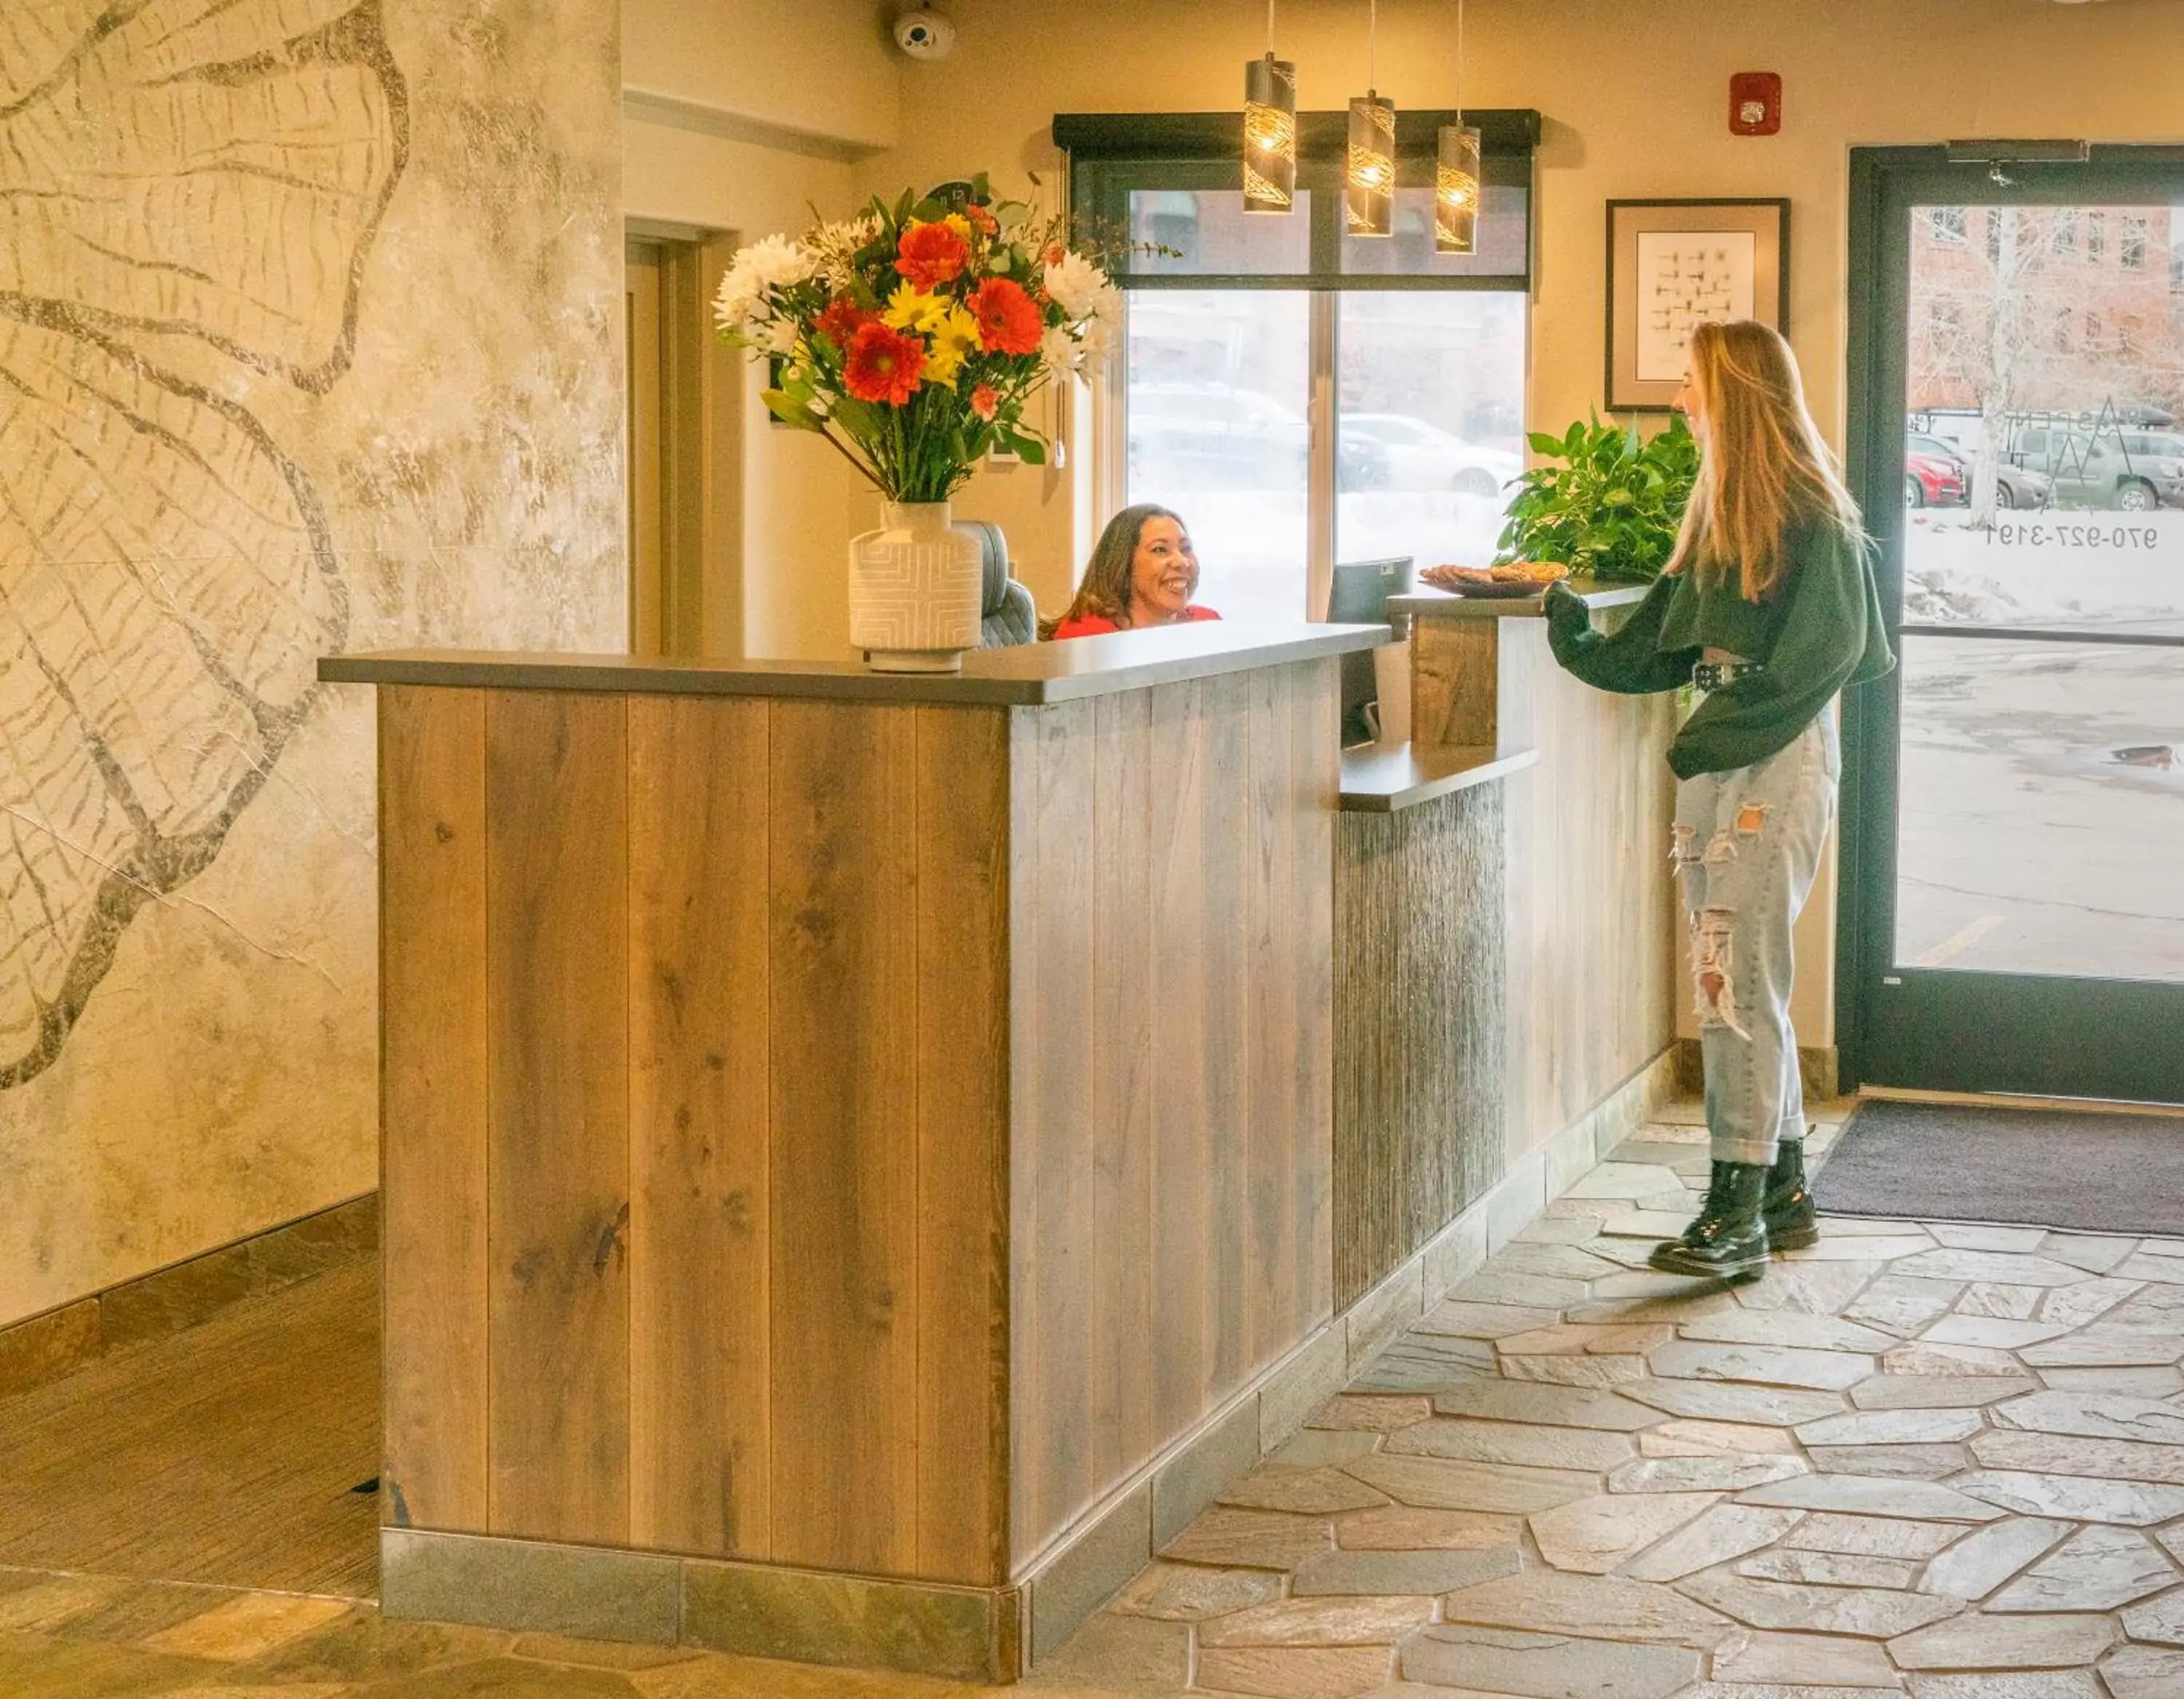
[7,1098,2184,1696]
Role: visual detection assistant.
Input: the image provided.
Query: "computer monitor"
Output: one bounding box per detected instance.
[1326,557,1411,745]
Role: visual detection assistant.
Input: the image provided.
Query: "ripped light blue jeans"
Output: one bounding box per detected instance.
[1673,713,1838,1168]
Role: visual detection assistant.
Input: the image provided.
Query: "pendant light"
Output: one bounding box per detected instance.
[1243,1,1296,214]
[1345,0,1394,237]
[1436,0,1481,254]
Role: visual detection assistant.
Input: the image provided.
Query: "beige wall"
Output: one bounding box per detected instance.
[625,0,900,153]
[0,0,627,1327]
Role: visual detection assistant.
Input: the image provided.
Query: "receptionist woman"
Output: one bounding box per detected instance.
[1045,504,1221,638]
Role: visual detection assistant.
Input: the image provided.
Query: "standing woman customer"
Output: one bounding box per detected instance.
[1543,320,1893,1278]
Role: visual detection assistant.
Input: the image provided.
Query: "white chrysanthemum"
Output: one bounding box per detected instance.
[1038,325,1082,381]
[713,234,815,329]
[762,317,800,355]
[1042,250,1109,321]
[744,233,816,289]
[808,214,882,289]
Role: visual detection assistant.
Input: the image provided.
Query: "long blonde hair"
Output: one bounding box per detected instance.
[1668,320,1861,602]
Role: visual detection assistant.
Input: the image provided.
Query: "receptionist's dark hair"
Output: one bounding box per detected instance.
[1040,504,1185,639]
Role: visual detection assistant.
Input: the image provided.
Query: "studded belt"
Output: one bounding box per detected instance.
[1692,660,1764,693]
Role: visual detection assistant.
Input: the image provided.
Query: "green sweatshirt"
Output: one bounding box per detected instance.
[1543,519,1894,780]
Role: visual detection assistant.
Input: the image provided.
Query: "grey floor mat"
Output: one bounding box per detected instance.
[1813,1097,2184,1235]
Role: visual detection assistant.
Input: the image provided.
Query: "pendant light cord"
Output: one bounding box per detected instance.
[1266,0,1275,55]
[1367,0,1378,93]
[1455,0,1465,122]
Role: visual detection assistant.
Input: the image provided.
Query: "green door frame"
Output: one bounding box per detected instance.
[1838,146,2184,1103]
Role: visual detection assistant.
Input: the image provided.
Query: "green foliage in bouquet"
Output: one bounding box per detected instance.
[1495,414,1700,583]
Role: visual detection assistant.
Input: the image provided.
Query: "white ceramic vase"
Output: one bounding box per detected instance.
[848,500,984,673]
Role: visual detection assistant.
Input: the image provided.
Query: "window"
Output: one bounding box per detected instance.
[1928,207,1967,242]
[2124,216,2148,269]
[2087,211,2105,263]
[1125,293,1311,619]
[1337,292,1526,577]
[1066,111,1537,623]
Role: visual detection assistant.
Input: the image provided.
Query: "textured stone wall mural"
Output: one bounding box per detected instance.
[0,0,404,1088]
[0,0,625,1323]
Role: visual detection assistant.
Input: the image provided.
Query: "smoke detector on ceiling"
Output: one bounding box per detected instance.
[894,7,957,59]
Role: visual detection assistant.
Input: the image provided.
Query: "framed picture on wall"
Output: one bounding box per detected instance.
[1606,198,1789,411]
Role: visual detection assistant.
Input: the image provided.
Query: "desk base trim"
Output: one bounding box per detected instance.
[381,1526,1024,1683]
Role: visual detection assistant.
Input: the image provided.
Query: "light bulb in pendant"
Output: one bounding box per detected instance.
[1345,93,1395,237]
[1243,53,1297,213]
[1435,123,1481,254]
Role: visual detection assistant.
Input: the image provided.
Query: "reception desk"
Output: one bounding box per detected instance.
[325,597,1679,1684]
[323,625,1383,1681]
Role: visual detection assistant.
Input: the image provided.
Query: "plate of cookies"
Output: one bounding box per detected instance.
[1419,561,1570,598]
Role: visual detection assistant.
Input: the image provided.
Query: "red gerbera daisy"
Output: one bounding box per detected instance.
[970,383,1000,421]
[841,322,925,405]
[896,220,970,290]
[970,278,1043,356]
[815,296,874,347]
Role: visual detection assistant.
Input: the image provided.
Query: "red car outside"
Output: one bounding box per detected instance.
[1905,450,1966,508]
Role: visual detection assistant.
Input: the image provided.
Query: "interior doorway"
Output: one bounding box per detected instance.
[1841,147,2184,1102]
[623,227,742,658]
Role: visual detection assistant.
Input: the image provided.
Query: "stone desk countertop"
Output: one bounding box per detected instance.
[319,620,1387,706]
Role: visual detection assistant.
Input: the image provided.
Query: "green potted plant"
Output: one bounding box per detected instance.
[1495,414,1699,583]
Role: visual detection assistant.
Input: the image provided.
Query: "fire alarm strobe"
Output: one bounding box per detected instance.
[1730,71,1781,136]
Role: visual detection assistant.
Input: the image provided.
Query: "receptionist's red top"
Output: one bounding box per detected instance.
[1051,606,1222,640]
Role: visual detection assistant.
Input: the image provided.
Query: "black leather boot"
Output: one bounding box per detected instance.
[1650,1161,1771,1278]
[1764,1135,1819,1252]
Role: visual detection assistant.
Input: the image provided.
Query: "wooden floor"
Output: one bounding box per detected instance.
[0,1261,379,1598]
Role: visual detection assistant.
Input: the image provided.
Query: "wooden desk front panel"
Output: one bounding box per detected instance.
[1495,626,1677,1158]
[379,686,1009,1586]
[1007,660,1340,1569]
[1407,617,1677,1164]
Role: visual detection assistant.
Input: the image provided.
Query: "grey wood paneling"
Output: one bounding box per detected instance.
[1333,783,1508,1308]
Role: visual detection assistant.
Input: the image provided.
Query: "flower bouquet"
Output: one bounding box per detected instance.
[714,175,1123,669]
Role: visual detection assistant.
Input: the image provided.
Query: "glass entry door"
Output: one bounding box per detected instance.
[1844,150,2184,1101]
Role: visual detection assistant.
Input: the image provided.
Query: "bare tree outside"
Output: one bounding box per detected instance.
[1910,207,2044,523]
[1908,203,2184,522]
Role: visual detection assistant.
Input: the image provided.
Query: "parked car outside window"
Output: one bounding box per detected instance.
[1908,431,2050,510]
[1342,412,1521,496]
[1127,384,1390,491]
[1904,448,1966,509]
[2042,431,2184,511]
